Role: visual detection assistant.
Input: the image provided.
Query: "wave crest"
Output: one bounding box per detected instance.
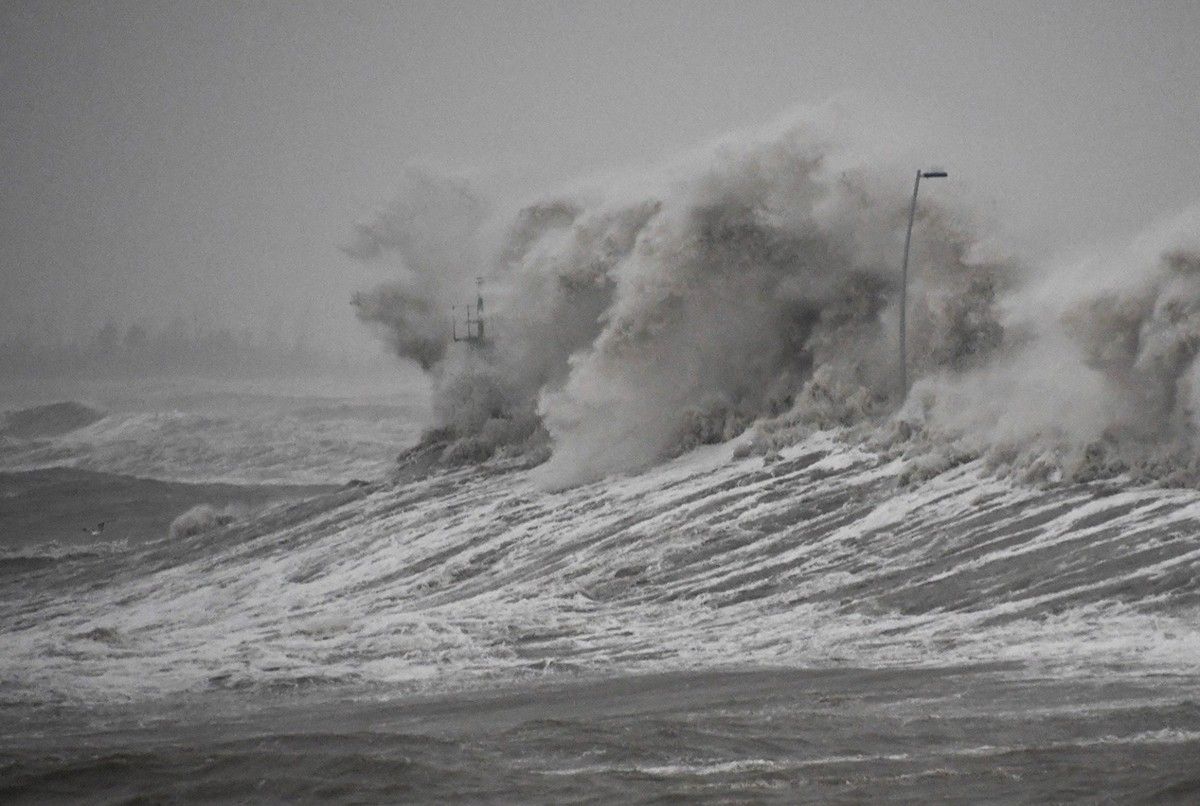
[348,113,1012,485]
[346,109,1200,489]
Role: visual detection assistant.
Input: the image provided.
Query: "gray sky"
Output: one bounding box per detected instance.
[3,0,1198,348]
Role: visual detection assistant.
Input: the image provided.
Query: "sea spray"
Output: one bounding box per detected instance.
[167,503,242,540]
[347,109,1200,488]
[348,112,1008,484]
[905,206,1200,486]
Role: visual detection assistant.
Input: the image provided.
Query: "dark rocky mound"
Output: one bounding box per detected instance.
[391,423,551,484]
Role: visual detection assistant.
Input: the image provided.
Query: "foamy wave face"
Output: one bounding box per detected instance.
[5,433,1200,705]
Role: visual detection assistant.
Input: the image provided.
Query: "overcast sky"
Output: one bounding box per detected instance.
[3,0,1198,349]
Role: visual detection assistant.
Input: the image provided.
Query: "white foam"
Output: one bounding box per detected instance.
[6,431,1200,705]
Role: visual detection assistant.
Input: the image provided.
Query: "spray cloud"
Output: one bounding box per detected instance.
[346,110,1200,488]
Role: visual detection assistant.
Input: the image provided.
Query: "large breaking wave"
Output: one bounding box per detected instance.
[347,109,1200,489]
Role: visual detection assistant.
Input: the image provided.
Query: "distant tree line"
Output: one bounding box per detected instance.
[0,316,357,379]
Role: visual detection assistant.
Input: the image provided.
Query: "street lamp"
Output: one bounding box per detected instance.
[898,168,948,399]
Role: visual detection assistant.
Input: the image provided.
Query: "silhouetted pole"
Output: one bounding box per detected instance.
[899,168,947,400]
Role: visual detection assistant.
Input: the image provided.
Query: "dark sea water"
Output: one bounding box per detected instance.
[3,383,1200,803]
[4,669,1200,803]
[0,466,334,551]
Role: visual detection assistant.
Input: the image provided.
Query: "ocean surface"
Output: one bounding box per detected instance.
[2,376,1200,803]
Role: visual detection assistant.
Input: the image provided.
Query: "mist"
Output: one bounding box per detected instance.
[343,102,1200,488]
[4,2,1200,394]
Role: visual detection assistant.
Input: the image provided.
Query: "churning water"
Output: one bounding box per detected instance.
[3,393,1200,802]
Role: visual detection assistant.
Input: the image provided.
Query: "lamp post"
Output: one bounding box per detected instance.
[899,168,948,400]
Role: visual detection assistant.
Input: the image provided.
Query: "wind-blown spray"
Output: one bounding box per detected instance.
[346,111,1200,488]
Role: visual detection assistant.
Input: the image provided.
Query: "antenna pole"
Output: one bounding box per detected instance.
[900,169,920,401]
[475,277,485,341]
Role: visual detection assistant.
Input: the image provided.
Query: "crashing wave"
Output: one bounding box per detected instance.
[346,109,1200,490]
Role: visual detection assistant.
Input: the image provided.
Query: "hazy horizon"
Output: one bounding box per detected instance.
[3,0,1199,362]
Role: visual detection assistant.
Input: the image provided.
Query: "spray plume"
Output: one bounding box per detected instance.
[346,111,1200,489]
